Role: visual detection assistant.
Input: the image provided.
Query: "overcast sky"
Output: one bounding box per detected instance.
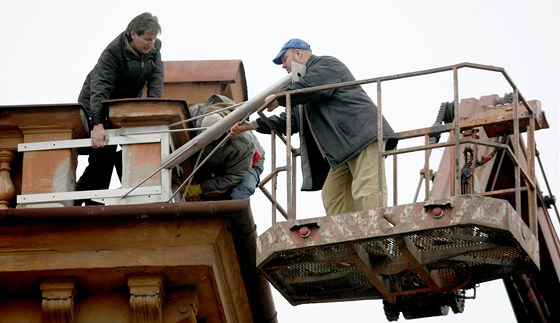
[1,1,559,322]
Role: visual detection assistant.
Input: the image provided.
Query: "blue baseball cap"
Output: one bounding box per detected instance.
[272,38,311,65]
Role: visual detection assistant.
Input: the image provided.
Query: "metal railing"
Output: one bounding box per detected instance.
[17,126,173,205]
[11,63,558,239]
[247,62,557,239]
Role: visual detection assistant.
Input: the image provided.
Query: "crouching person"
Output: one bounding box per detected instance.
[185,96,265,201]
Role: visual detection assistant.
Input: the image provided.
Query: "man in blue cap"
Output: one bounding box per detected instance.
[272,38,312,65]
[231,38,399,215]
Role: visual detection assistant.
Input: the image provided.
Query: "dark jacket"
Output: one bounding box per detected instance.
[198,132,264,197]
[190,99,265,197]
[256,54,398,191]
[78,32,164,128]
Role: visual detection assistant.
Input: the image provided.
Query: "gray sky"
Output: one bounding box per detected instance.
[1,0,558,322]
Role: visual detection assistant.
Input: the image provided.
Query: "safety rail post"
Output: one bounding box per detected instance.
[270,129,278,225]
[452,67,460,197]
[513,89,522,216]
[424,134,431,200]
[527,105,538,237]
[284,93,297,220]
[376,81,385,208]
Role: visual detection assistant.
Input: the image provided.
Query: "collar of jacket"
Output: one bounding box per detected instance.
[121,32,159,59]
[123,36,141,58]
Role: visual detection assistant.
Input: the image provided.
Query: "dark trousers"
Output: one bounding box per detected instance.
[74,145,122,205]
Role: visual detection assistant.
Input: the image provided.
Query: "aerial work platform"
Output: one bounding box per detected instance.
[257,194,538,318]
[251,63,556,321]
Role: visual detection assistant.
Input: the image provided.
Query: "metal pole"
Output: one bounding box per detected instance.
[160,73,293,170]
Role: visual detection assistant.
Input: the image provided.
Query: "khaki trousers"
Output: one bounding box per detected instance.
[321,140,387,215]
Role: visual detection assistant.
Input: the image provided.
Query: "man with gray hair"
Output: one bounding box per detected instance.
[75,12,163,205]
[231,38,398,215]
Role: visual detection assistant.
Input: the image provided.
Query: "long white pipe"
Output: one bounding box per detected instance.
[161,73,292,169]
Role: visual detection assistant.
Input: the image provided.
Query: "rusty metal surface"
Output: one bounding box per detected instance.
[164,60,244,83]
[257,195,539,305]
